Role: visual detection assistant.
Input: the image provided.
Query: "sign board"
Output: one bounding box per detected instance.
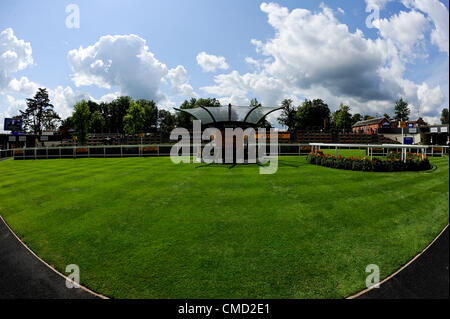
[18,136,26,142]
[403,137,414,145]
[399,121,407,128]
[408,123,414,128]
[409,128,417,134]
[430,127,439,133]
[139,133,145,138]
[40,136,49,141]
[441,126,448,133]
[8,136,16,142]
[4,118,23,131]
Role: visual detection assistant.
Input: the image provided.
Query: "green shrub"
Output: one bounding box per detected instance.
[307,151,430,173]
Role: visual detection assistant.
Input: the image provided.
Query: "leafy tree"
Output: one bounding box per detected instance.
[394,98,410,122]
[59,116,74,136]
[383,113,391,120]
[277,99,297,134]
[441,108,449,125]
[19,88,58,135]
[136,99,158,132]
[123,101,145,135]
[176,98,198,129]
[332,103,353,130]
[363,115,375,121]
[109,96,132,133]
[158,109,176,136]
[90,111,105,133]
[72,100,91,144]
[295,99,331,130]
[42,109,61,131]
[351,113,362,125]
[195,97,221,108]
[176,97,221,128]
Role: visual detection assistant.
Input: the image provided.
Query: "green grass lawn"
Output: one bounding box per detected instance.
[0,155,448,298]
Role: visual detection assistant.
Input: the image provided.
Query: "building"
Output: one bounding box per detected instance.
[352,117,390,134]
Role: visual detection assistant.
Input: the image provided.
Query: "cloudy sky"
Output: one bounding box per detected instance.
[0,0,448,131]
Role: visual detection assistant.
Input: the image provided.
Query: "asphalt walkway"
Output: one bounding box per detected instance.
[0,217,98,299]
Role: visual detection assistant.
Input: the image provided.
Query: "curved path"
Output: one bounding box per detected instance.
[1,214,448,299]
[354,225,449,299]
[0,216,101,299]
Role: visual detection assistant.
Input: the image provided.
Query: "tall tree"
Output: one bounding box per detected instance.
[123,101,145,135]
[363,115,375,121]
[441,108,449,125]
[136,99,158,132]
[383,113,391,120]
[110,96,132,133]
[89,111,105,133]
[72,100,91,144]
[158,110,176,137]
[176,98,197,129]
[20,88,58,135]
[332,103,353,130]
[394,98,410,122]
[295,99,331,130]
[351,113,362,125]
[277,98,297,134]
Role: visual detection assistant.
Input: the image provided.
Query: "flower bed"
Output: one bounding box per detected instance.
[307,151,431,172]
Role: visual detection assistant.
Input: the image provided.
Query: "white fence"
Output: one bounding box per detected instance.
[0,143,448,160]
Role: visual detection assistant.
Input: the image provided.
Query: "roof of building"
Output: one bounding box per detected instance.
[174,105,283,126]
[352,117,388,128]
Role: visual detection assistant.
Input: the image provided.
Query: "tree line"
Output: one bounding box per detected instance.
[277,97,429,135]
[14,88,449,144]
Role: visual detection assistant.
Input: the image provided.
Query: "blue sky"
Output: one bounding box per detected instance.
[0,0,448,131]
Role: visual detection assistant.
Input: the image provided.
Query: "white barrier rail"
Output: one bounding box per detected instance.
[1,143,448,160]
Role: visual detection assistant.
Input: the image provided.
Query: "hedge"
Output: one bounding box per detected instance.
[306,151,431,172]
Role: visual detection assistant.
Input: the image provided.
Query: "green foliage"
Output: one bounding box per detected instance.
[72,100,91,144]
[137,99,158,132]
[89,111,105,133]
[307,151,431,172]
[296,99,331,130]
[332,103,353,130]
[351,113,362,125]
[123,101,145,135]
[277,98,297,135]
[441,108,449,125]
[19,88,59,134]
[394,98,410,122]
[158,109,176,136]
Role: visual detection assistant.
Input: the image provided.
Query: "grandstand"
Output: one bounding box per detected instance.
[296,131,400,144]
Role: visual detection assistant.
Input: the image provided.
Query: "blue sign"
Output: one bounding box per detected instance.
[403,137,414,145]
[408,123,414,128]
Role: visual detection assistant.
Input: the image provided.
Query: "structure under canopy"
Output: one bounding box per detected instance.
[174,104,283,128]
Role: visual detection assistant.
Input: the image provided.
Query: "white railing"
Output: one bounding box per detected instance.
[2,143,448,160]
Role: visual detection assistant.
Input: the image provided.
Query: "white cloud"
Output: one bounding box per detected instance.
[0,28,34,91]
[202,2,446,122]
[196,52,229,72]
[167,65,197,97]
[373,10,429,54]
[7,76,40,96]
[402,0,449,54]
[67,34,168,101]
